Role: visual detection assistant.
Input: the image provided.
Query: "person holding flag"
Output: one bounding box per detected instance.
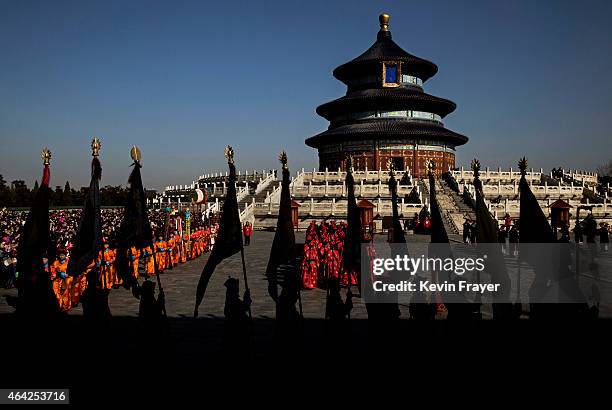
[14,148,58,316]
[194,146,249,318]
[266,151,301,321]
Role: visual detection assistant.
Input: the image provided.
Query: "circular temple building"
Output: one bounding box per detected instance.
[306,13,468,178]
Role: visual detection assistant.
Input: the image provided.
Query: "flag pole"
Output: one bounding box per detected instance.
[131,145,166,318]
[239,245,251,319]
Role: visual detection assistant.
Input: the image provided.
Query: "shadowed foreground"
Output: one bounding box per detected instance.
[3,314,612,403]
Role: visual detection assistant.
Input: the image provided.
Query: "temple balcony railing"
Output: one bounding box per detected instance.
[485,198,609,220]
[461,181,585,200]
[301,166,411,185]
[254,198,423,218]
[452,167,598,186]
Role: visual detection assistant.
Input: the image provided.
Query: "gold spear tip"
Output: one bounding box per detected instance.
[41,148,52,165]
[426,159,436,174]
[91,137,101,157]
[278,151,288,169]
[130,145,141,163]
[224,145,234,164]
[518,157,528,174]
[379,13,390,31]
[386,158,394,174]
[345,155,353,172]
[471,158,481,174]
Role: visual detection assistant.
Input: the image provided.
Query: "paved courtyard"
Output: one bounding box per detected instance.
[2,231,611,318]
[0,231,378,319]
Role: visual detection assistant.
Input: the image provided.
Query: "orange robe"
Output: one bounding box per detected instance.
[71,261,92,306]
[190,235,198,260]
[165,238,174,270]
[52,258,72,311]
[142,246,155,277]
[129,246,140,279]
[172,235,180,266]
[155,240,166,273]
[99,248,116,289]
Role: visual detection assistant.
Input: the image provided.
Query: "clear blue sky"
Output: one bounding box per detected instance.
[1,0,611,190]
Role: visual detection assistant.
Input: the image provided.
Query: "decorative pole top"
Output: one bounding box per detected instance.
[471,158,481,178]
[345,155,353,173]
[379,13,390,31]
[386,158,394,175]
[279,151,288,170]
[426,159,436,175]
[130,145,141,164]
[91,137,101,157]
[518,157,528,176]
[224,145,234,165]
[41,148,52,165]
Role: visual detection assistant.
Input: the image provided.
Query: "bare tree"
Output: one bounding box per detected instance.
[596,160,612,177]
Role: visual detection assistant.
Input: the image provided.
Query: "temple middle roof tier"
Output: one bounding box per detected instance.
[333,27,438,85]
[316,87,457,121]
[305,119,468,148]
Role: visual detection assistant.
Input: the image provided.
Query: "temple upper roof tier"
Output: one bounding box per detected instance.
[333,18,438,86]
[316,87,457,121]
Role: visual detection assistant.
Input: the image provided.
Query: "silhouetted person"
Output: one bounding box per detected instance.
[470,221,477,244]
[573,221,583,243]
[463,219,471,243]
[81,268,111,325]
[138,280,165,324]
[223,277,251,355]
[559,222,570,243]
[509,226,519,256]
[599,223,609,251]
[325,278,352,321]
[276,265,301,323]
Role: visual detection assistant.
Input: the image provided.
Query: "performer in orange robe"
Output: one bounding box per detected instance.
[52,251,72,311]
[165,237,174,270]
[172,232,180,266]
[154,237,166,273]
[129,246,140,279]
[71,260,92,306]
[99,242,116,289]
[142,246,155,277]
[190,234,198,260]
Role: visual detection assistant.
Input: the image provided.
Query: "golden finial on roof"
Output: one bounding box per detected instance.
[130,145,141,164]
[224,145,234,165]
[279,151,288,170]
[41,148,52,165]
[91,137,101,157]
[379,13,390,31]
[471,158,481,178]
[518,157,528,176]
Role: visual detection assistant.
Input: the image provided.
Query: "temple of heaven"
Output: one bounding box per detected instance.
[306,13,468,178]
